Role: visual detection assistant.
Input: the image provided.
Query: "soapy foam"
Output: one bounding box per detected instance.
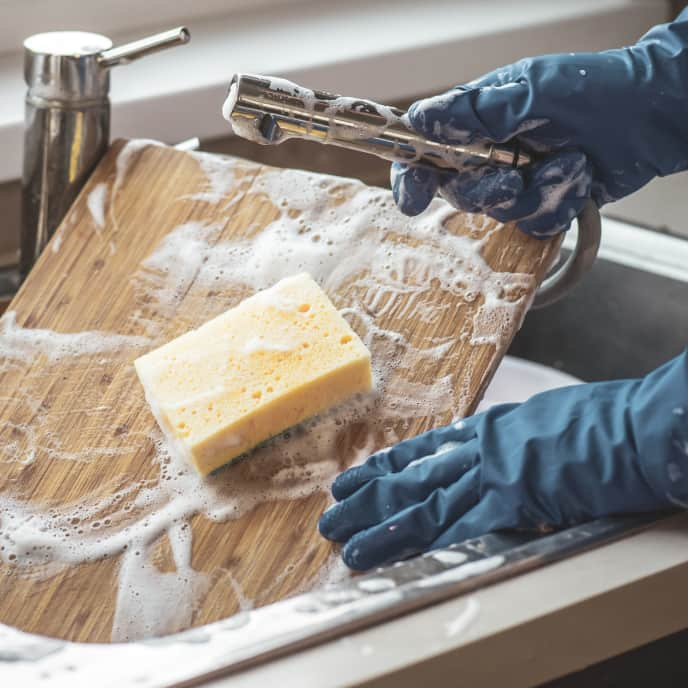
[0,141,536,642]
[221,81,239,125]
[406,440,462,469]
[0,311,150,363]
[147,164,534,348]
[444,596,480,637]
[128,159,535,426]
[518,157,591,238]
[111,521,210,641]
[414,556,505,589]
[186,151,237,203]
[0,418,371,636]
[87,182,108,229]
[0,399,375,639]
[109,138,166,236]
[136,220,223,324]
[357,577,396,593]
[50,212,79,254]
[427,549,469,565]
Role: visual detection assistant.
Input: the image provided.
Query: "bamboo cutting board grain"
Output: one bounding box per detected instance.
[0,140,559,643]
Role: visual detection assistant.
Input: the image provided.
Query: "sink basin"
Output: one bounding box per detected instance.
[501,219,688,687]
[510,219,688,381]
[479,355,582,412]
[2,219,682,686]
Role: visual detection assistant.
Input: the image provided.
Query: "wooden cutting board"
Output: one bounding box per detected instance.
[0,140,558,643]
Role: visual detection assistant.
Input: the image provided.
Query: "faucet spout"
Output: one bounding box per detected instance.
[98,27,190,68]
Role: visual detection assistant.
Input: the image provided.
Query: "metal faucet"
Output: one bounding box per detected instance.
[0,26,189,305]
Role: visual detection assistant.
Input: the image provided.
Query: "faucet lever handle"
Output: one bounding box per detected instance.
[98,26,189,68]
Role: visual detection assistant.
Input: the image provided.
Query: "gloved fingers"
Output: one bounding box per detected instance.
[330,420,478,502]
[320,439,481,543]
[407,68,545,145]
[391,162,440,216]
[339,465,481,570]
[420,63,519,101]
[489,150,592,237]
[430,491,518,550]
[437,164,524,214]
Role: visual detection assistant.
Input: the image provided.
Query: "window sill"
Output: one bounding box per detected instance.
[0,0,667,184]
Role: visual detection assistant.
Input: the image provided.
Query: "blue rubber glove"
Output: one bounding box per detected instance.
[319,351,688,570]
[392,10,688,237]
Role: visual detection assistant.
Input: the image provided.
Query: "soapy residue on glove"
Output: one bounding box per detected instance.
[0,140,537,643]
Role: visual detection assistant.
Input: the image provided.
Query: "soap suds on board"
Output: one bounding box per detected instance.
[186,151,237,203]
[0,311,150,363]
[87,182,108,230]
[0,140,536,643]
[112,521,211,642]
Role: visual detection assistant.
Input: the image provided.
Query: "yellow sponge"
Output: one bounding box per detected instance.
[134,273,373,475]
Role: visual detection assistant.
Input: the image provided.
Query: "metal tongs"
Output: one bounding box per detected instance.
[224,74,601,308]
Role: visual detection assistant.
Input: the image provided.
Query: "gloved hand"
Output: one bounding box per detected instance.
[319,351,688,570]
[392,10,688,236]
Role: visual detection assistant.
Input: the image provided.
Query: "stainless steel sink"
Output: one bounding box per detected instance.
[186,218,688,683]
[118,220,687,682]
[3,218,686,688]
[511,221,688,380]
[509,219,688,685]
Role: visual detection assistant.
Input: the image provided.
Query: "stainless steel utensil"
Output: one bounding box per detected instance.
[225,73,531,170]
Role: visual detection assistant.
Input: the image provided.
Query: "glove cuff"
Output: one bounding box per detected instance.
[631,350,688,508]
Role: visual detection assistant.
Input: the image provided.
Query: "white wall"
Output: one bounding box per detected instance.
[604,173,688,238]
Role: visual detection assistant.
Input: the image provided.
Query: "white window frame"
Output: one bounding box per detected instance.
[0,0,315,56]
[0,0,667,186]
